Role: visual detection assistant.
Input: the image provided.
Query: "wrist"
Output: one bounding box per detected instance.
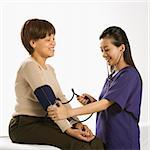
[72,122,82,128]
[65,127,72,134]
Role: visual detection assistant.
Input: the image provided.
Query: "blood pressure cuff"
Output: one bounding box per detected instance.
[34,85,57,111]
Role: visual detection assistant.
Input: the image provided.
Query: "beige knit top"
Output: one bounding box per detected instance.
[13,57,78,132]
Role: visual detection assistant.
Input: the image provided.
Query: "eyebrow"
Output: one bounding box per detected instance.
[100,46,109,49]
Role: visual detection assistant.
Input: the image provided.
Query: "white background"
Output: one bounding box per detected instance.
[0,0,149,149]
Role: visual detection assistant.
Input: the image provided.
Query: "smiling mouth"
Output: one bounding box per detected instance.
[105,58,110,62]
[49,48,55,51]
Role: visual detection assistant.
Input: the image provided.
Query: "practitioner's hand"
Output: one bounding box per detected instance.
[47,101,70,120]
[65,127,95,142]
[73,123,94,138]
[77,93,96,105]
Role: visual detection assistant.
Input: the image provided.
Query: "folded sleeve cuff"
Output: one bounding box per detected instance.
[55,119,72,132]
[69,116,80,125]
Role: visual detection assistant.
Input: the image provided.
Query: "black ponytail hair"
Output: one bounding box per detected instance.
[99,26,136,68]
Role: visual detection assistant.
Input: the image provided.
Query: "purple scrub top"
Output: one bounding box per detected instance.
[96,66,142,150]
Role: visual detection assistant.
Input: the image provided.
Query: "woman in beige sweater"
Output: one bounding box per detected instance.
[8,18,104,150]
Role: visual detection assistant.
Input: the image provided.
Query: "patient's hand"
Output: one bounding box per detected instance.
[65,127,95,142]
[73,123,93,138]
[77,93,96,105]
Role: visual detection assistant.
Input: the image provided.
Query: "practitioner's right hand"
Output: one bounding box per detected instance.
[65,127,95,142]
[77,93,96,105]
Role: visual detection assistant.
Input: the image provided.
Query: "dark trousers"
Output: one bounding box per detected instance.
[9,115,104,150]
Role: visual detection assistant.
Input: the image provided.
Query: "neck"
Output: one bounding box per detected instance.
[114,61,129,71]
[114,55,129,71]
[31,53,47,69]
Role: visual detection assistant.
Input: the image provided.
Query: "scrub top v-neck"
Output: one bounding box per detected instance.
[96,66,142,150]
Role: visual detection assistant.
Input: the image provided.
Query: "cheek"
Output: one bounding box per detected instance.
[110,54,117,61]
[111,49,120,57]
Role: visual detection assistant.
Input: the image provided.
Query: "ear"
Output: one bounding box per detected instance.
[29,40,36,48]
[120,44,125,53]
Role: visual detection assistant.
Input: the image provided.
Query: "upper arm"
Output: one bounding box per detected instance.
[21,62,57,110]
[21,62,46,90]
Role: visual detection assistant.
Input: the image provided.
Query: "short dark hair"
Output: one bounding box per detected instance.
[21,18,56,54]
[99,26,135,68]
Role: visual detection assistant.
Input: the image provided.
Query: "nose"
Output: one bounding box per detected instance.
[51,40,56,47]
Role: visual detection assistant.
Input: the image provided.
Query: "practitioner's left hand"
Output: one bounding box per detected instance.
[47,101,70,120]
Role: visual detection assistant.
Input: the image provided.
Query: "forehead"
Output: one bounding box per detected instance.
[100,38,113,48]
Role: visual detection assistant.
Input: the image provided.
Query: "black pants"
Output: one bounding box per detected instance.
[9,115,104,150]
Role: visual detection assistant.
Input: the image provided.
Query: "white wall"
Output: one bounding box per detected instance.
[0,1,149,147]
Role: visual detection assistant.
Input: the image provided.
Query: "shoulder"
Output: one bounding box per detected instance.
[121,66,141,78]
[118,66,142,84]
[47,64,55,72]
[18,57,41,73]
[22,57,38,67]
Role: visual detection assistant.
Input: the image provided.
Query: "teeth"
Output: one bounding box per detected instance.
[49,48,54,50]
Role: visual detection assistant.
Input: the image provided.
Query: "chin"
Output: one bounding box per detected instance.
[49,54,54,57]
[107,62,111,66]
[107,61,114,66]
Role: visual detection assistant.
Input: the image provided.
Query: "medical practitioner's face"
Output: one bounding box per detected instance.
[31,34,56,58]
[100,38,123,66]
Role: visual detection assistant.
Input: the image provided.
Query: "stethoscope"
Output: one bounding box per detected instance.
[55,63,119,123]
[106,52,122,81]
[42,85,93,123]
[57,88,91,104]
[49,54,122,123]
[56,88,93,123]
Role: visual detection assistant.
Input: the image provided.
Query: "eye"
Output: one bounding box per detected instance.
[44,37,50,41]
[100,48,103,52]
[105,49,109,52]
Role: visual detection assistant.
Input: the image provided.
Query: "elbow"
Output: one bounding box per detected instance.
[101,99,113,110]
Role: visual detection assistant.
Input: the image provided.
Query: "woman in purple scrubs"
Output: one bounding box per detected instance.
[48,26,142,150]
